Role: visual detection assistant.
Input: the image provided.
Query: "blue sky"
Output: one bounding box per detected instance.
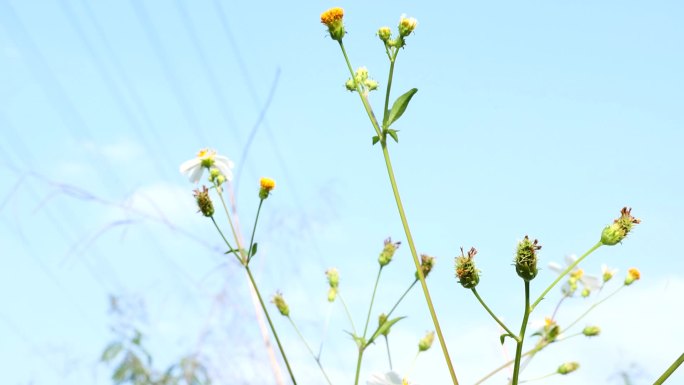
[1,1,683,384]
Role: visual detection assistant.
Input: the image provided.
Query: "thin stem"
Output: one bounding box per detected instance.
[338,41,382,137]
[354,348,365,385]
[317,303,334,360]
[550,295,568,320]
[387,279,418,319]
[210,216,241,263]
[245,266,297,384]
[381,143,459,385]
[363,267,383,337]
[531,242,602,311]
[338,293,357,336]
[654,352,684,385]
[215,184,246,262]
[564,285,624,332]
[384,336,393,370]
[471,288,519,341]
[382,50,398,127]
[519,371,557,383]
[246,198,264,264]
[474,347,541,385]
[511,281,531,385]
[288,317,333,385]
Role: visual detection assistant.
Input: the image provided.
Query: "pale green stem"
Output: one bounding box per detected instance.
[653,352,684,385]
[214,183,246,263]
[471,287,519,341]
[354,348,364,385]
[531,242,602,311]
[381,142,460,385]
[210,216,240,264]
[511,281,531,385]
[338,293,357,336]
[363,267,383,337]
[288,317,333,385]
[564,285,624,332]
[384,335,393,370]
[519,371,557,383]
[336,38,459,385]
[245,265,297,384]
[317,302,334,360]
[381,49,398,127]
[366,279,418,347]
[246,198,264,264]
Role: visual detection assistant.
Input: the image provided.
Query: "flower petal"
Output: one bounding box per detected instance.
[188,165,204,183]
[179,158,201,174]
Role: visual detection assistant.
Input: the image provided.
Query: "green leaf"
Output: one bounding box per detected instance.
[387,129,399,143]
[101,342,123,363]
[372,135,380,145]
[386,88,417,128]
[500,333,517,345]
[250,243,258,258]
[370,316,406,344]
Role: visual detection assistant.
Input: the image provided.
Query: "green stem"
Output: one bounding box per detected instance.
[210,216,241,263]
[338,293,357,336]
[531,242,602,311]
[511,281,531,385]
[288,317,333,385]
[519,371,557,383]
[564,285,624,332]
[338,41,382,138]
[245,266,297,384]
[387,279,418,319]
[384,335,393,370]
[474,346,542,385]
[215,183,246,263]
[354,348,364,385]
[471,287,519,341]
[381,142,460,385]
[246,198,264,264]
[363,267,383,337]
[654,352,684,385]
[382,50,398,127]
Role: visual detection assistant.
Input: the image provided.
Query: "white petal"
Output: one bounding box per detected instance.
[548,262,563,273]
[582,275,602,291]
[564,254,578,265]
[179,158,201,174]
[188,165,204,183]
[214,157,235,181]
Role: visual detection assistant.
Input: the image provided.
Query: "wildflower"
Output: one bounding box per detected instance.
[455,247,480,289]
[601,264,618,283]
[179,148,234,184]
[416,254,436,280]
[259,177,276,199]
[583,326,601,337]
[418,331,435,352]
[601,207,640,246]
[193,186,214,217]
[271,292,289,316]
[549,255,601,296]
[398,14,418,37]
[515,236,541,281]
[346,66,379,94]
[624,267,641,286]
[379,237,401,266]
[557,362,580,375]
[537,317,561,343]
[320,7,345,42]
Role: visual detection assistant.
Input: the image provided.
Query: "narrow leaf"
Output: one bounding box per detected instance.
[388,129,399,143]
[370,316,406,343]
[386,88,418,128]
[250,243,258,258]
[372,136,380,145]
[101,342,123,363]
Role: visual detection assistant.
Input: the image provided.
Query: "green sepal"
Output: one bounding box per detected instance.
[386,88,417,128]
[387,129,399,143]
[370,316,406,344]
[372,135,380,145]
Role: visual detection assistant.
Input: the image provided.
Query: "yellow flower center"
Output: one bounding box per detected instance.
[320,7,344,26]
[627,267,641,280]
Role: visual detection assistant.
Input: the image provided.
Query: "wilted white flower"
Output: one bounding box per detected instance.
[179,148,234,183]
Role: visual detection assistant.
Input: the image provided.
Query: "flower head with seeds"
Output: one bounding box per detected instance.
[193,186,214,217]
[455,247,480,289]
[179,148,234,184]
[601,207,640,246]
[379,237,401,266]
[515,236,541,281]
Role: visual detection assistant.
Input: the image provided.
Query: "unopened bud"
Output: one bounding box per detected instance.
[416,254,436,280]
[378,313,391,336]
[557,362,579,375]
[271,292,289,316]
[418,331,434,352]
[379,237,401,266]
[582,326,601,337]
[398,14,418,37]
[377,26,392,42]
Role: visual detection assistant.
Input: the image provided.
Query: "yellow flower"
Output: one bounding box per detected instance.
[320,7,346,41]
[259,177,276,199]
[625,267,641,285]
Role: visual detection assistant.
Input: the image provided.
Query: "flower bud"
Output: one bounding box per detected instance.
[581,287,591,297]
[327,287,338,302]
[515,236,541,281]
[543,318,561,342]
[557,362,579,375]
[193,186,214,217]
[271,292,289,316]
[379,237,401,266]
[624,267,641,285]
[345,78,356,91]
[377,26,392,42]
[601,207,640,246]
[416,254,436,280]
[455,247,480,289]
[378,313,391,336]
[320,7,345,42]
[398,14,418,37]
[582,326,601,337]
[259,177,275,199]
[418,331,434,352]
[602,264,617,283]
[325,268,339,302]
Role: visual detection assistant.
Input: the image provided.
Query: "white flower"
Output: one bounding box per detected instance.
[549,255,601,293]
[179,148,234,183]
[367,371,413,385]
[601,264,618,283]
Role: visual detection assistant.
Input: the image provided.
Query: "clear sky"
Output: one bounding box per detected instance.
[1,1,683,384]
